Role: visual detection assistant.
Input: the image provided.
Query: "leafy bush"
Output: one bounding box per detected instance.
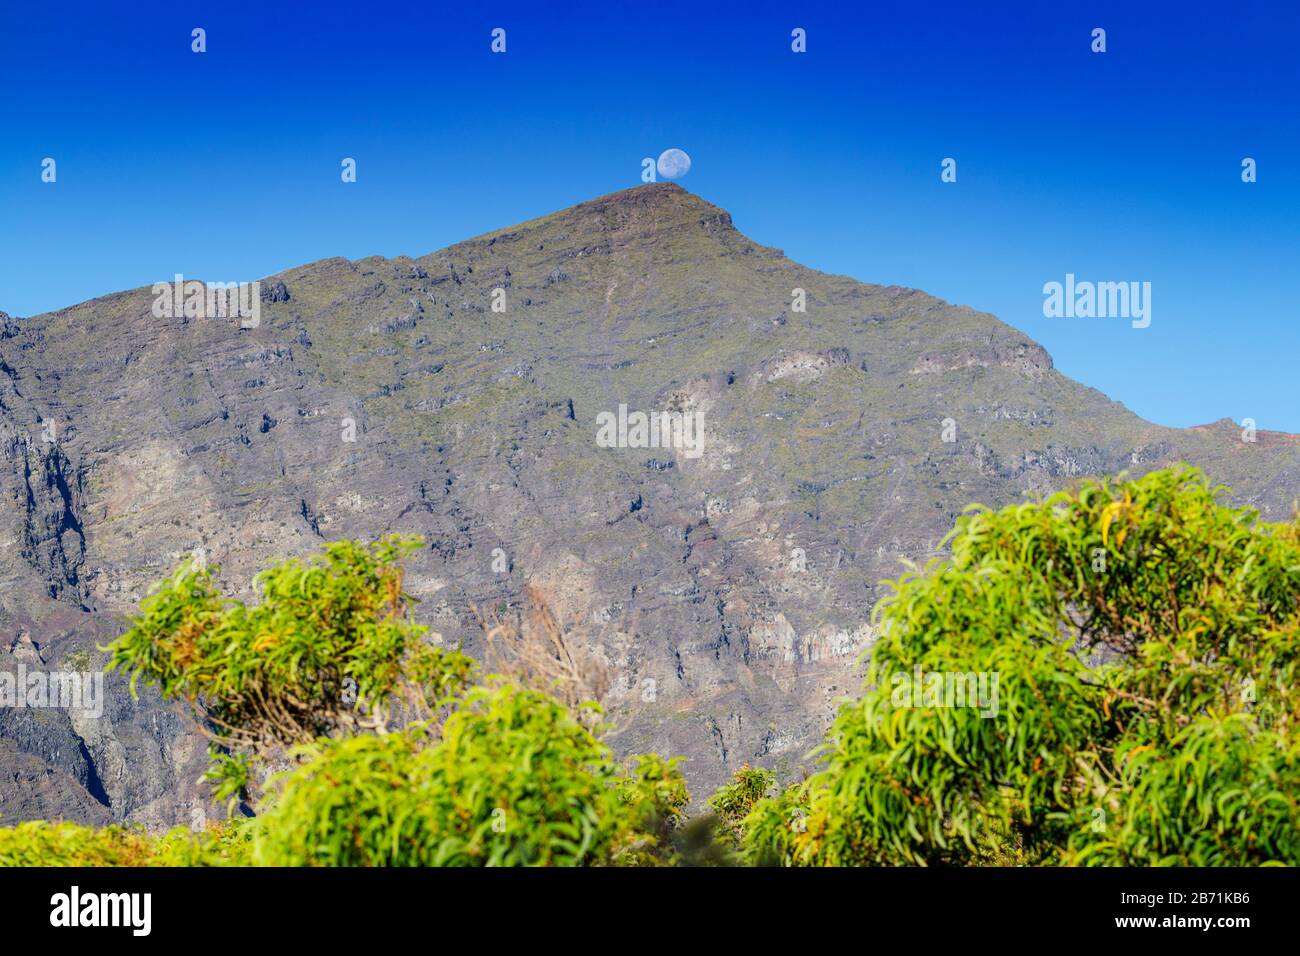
[104,534,477,801]
[708,765,775,848]
[610,753,692,865]
[0,822,158,867]
[6,468,1294,868]
[737,781,809,866]
[741,467,1300,865]
[0,820,249,867]
[252,682,684,866]
[2,536,693,867]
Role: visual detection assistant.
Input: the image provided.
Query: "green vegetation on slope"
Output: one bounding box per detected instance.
[2,467,1296,866]
[739,466,1300,866]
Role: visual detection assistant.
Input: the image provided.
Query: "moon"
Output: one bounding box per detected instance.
[657,148,691,180]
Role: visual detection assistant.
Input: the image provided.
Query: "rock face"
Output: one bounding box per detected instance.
[2,183,1298,825]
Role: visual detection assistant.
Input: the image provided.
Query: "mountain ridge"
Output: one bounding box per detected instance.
[7,182,1293,442]
[2,183,1297,826]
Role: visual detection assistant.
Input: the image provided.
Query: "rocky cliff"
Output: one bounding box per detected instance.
[2,183,1297,825]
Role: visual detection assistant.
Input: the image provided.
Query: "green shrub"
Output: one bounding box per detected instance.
[708,765,776,848]
[0,822,157,867]
[0,820,249,867]
[610,753,691,865]
[738,781,809,866]
[740,467,1300,865]
[253,682,679,866]
[8,468,1294,867]
[104,534,477,802]
[5,537,689,868]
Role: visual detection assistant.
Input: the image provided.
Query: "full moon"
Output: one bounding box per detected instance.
[657,148,691,180]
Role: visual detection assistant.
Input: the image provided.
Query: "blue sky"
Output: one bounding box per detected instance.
[1,0,1296,430]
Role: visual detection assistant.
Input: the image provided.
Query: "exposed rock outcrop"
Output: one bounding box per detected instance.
[2,184,1296,823]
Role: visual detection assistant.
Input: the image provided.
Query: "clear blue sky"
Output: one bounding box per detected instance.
[1,0,1296,430]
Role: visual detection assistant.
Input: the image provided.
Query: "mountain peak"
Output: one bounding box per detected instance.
[584,181,707,209]
[5,180,1300,828]
[465,182,736,255]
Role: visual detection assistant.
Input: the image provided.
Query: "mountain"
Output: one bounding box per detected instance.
[2,182,1297,826]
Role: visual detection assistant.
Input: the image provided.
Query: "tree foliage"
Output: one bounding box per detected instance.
[104,535,476,802]
[708,765,776,848]
[741,467,1300,865]
[0,820,250,867]
[253,683,688,866]
[5,467,1297,867]
[7,534,688,867]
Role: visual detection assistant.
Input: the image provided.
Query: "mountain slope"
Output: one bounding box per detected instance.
[2,183,1297,824]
